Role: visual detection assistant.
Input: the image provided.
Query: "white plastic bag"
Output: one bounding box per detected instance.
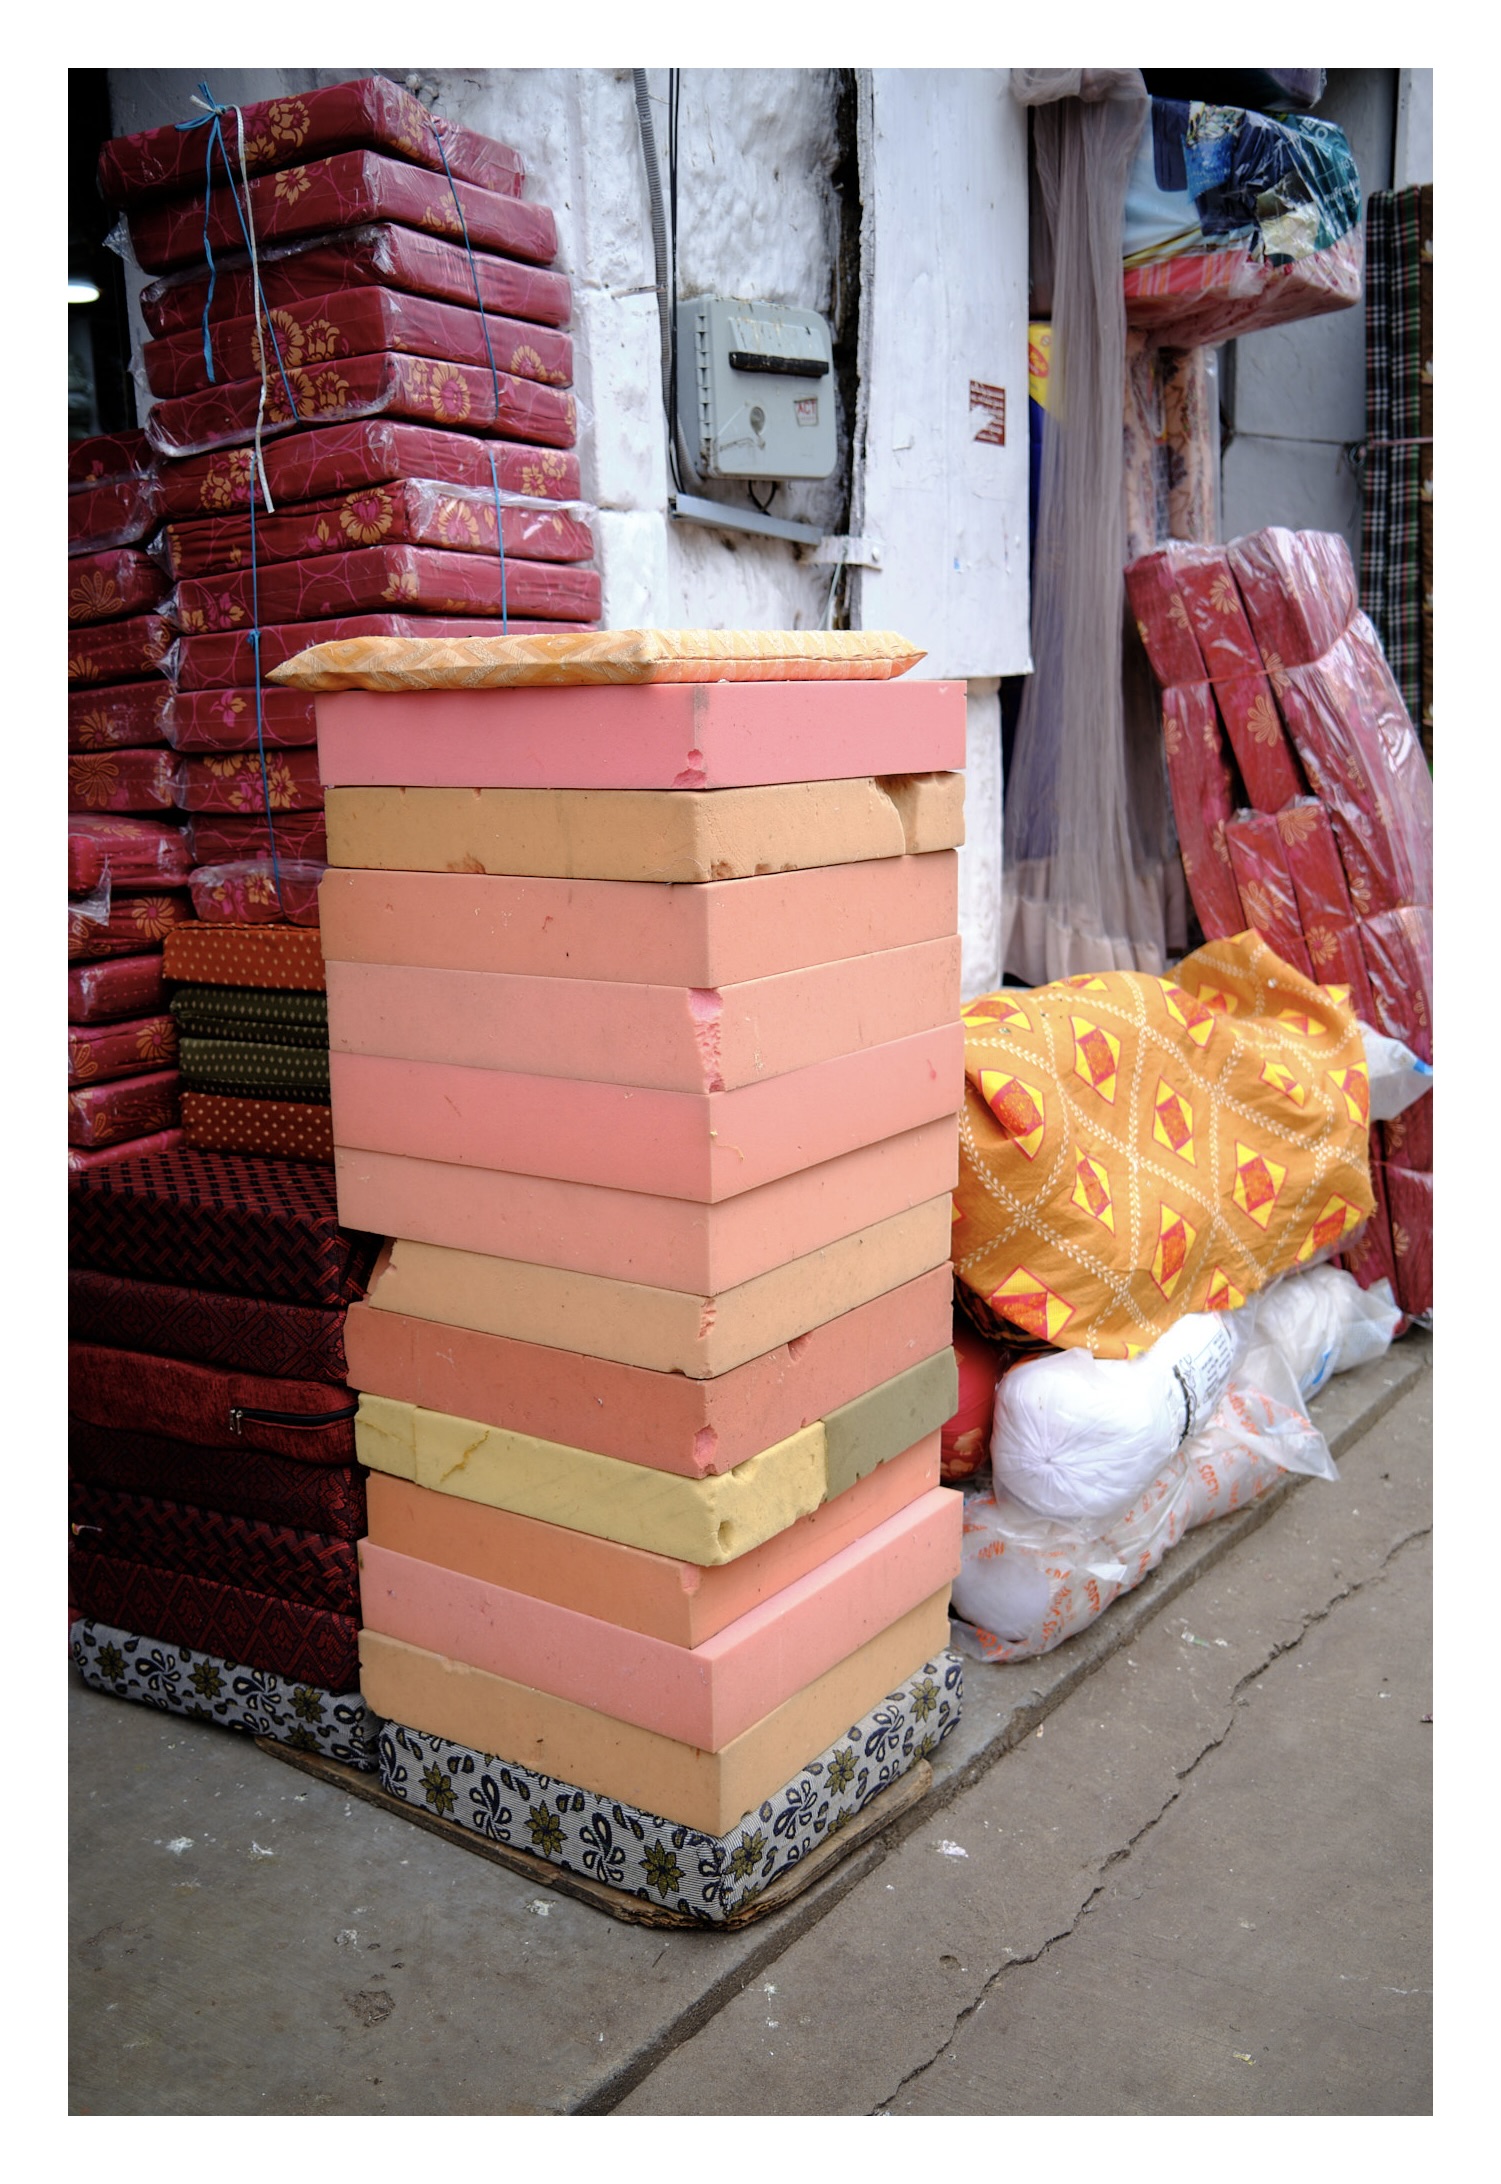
[1359,1021,1434,1122]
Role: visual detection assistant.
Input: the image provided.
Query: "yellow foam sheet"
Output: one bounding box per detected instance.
[953,932,1375,1357]
[270,627,926,691]
[324,774,965,884]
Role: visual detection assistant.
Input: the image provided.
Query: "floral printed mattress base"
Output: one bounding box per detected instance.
[71,1614,378,1768]
[377,1652,963,1923]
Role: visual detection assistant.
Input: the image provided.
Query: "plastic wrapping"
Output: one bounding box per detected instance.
[188,859,326,927]
[68,548,170,625]
[68,1014,178,1087]
[1359,905,1433,1064]
[1223,810,1313,974]
[181,1091,335,1166]
[1158,685,1244,939]
[68,749,181,814]
[186,811,328,864]
[1123,101,1363,346]
[98,77,526,206]
[157,420,581,521]
[68,889,194,962]
[144,284,572,401]
[126,148,557,277]
[951,1266,1400,1660]
[68,954,170,1025]
[160,688,319,753]
[172,543,599,632]
[1275,799,1376,1015]
[1359,1024,1432,1125]
[68,475,164,556]
[173,750,324,816]
[1380,1091,1432,1176]
[1122,342,1221,562]
[171,612,590,690]
[142,222,573,340]
[70,683,174,753]
[68,814,192,893]
[68,612,173,686]
[146,349,578,462]
[68,1068,181,1150]
[69,429,151,489]
[158,479,595,582]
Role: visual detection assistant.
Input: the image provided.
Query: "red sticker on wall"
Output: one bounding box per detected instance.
[970,381,1006,446]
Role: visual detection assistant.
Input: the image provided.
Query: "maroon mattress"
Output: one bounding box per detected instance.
[69,1420,366,1538]
[68,477,164,556]
[69,1145,380,1307]
[161,688,319,752]
[69,889,193,961]
[69,1342,358,1464]
[68,1548,359,1690]
[173,543,599,629]
[190,860,325,927]
[68,814,192,891]
[186,812,328,864]
[70,684,174,754]
[71,1480,358,1617]
[69,1129,185,1180]
[70,429,152,489]
[68,613,173,687]
[68,548,170,625]
[157,419,580,520]
[69,1015,178,1088]
[68,1071,181,1150]
[172,748,325,815]
[68,1267,350,1381]
[68,955,170,1025]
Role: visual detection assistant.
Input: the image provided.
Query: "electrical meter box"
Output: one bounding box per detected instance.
[675,297,837,481]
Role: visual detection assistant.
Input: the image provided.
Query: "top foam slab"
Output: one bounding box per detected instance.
[314,679,966,789]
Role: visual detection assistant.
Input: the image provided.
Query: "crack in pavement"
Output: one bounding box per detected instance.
[870,1521,1432,2115]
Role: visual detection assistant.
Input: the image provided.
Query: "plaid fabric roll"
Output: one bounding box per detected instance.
[1361,186,1432,750]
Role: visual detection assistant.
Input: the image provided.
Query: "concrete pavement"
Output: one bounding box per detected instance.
[69,1335,1430,2116]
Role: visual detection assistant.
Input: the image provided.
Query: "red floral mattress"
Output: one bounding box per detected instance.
[126,148,557,275]
[158,420,579,520]
[162,687,319,752]
[145,283,572,401]
[68,1069,180,1149]
[68,613,173,687]
[68,1266,350,1380]
[173,749,325,815]
[69,1144,378,1305]
[68,954,170,1025]
[70,684,173,754]
[68,1128,184,1179]
[68,1548,359,1690]
[99,78,526,205]
[1222,812,1312,977]
[1274,800,1376,1017]
[183,1090,335,1166]
[71,1481,358,1617]
[1381,1091,1431,1179]
[68,749,181,817]
[1158,685,1244,940]
[70,429,152,488]
[68,814,192,891]
[70,1421,366,1538]
[68,548,170,625]
[68,476,164,556]
[69,890,193,961]
[174,543,599,630]
[186,812,328,863]
[69,1015,178,1088]
[189,859,324,925]
[142,222,572,339]
[146,349,577,461]
[69,1341,358,1463]
[172,611,584,689]
[1382,1163,1432,1320]
[161,479,594,581]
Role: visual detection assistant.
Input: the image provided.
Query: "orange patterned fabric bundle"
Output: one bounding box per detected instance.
[271,627,925,692]
[952,933,1374,1359]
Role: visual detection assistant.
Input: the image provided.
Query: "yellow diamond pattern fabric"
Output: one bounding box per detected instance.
[952,932,1374,1358]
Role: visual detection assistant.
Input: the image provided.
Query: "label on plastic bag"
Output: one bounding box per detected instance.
[1173,1317,1237,1442]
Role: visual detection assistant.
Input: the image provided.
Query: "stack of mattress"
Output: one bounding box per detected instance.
[92,77,599,1148]
[69,433,192,1174]
[162,914,333,1165]
[293,645,971,1919]
[69,1145,381,1764]
[1126,527,1433,1320]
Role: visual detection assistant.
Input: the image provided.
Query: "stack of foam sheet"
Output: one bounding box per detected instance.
[162,916,333,1165]
[69,1146,381,1763]
[1126,527,1432,1320]
[304,661,971,1918]
[93,80,597,994]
